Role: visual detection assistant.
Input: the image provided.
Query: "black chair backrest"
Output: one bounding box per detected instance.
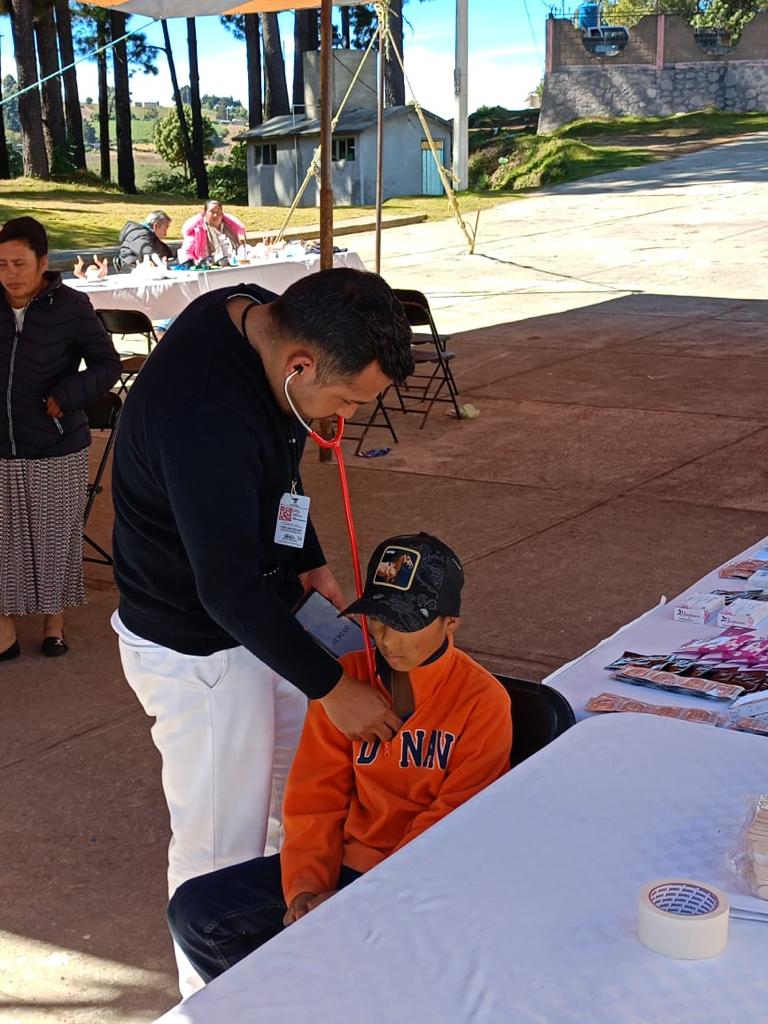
[495,674,576,769]
[86,392,122,431]
[392,288,433,330]
[97,308,155,336]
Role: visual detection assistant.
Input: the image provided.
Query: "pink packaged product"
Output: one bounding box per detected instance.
[675,628,768,668]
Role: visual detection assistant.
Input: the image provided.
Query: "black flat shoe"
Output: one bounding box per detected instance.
[42,636,68,658]
[0,640,20,662]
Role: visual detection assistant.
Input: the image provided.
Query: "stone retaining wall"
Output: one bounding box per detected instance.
[540,62,768,132]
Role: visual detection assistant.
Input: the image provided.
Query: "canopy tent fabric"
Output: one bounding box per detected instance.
[86,0,354,14]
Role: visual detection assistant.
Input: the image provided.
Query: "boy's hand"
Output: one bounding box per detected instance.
[284,891,336,925]
[321,672,401,744]
[284,892,317,925]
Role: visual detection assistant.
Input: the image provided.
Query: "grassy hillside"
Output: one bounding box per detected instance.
[469,108,768,192]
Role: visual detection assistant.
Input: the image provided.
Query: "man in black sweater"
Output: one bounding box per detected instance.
[111,268,413,994]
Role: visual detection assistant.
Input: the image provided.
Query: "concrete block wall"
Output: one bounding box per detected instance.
[540,13,768,131]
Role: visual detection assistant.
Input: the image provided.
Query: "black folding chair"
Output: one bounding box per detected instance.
[83,392,122,566]
[389,288,461,427]
[343,396,400,456]
[392,287,453,352]
[97,309,159,397]
[494,674,576,769]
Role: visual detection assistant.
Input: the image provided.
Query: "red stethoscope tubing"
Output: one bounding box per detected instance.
[308,421,378,687]
[282,371,376,686]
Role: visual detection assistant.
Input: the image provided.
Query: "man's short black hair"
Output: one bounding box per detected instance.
[271,268,414,384]
[0,216,48,258]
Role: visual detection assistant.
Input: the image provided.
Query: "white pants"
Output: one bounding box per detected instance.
[115,619,307,996]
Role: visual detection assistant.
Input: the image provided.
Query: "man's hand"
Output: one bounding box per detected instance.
[299,564,346,611]
[321,672,401,743]
[46,396,64,418]
[284,890,336,926]
[73,255,85,279]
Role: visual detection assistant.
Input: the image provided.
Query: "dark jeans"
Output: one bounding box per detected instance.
[167,853,361,983]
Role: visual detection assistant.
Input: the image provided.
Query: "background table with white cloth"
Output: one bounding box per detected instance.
[545,536,768,721]
[70,251,366,319]
[155,713,768,1024]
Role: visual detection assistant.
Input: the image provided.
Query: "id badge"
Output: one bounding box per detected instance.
[274,493,311,548]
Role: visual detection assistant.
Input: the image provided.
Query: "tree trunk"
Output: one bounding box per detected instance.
[110,11,136,193]
[385,0,405,108]
[34,5,68,172]
[292,10,318,112]
[9,0,49,178]
[260,13,289,120]
[55,0,86,171]
[162,20,194,177]
[186,18,208,199]
[0,47,10,179]
[96,18,110,181]
[341,7,351,49]
[245,14,262,129]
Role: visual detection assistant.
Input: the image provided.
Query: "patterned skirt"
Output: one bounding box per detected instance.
[0,449,89,616]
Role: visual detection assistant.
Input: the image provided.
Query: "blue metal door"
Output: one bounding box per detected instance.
[421,139,445,196]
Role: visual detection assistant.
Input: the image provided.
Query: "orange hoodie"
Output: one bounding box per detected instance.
[280,638,512,905]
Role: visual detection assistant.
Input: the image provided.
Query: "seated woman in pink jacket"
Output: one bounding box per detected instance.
[178,200,247,266]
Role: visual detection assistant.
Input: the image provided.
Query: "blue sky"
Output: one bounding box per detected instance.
[1,1,545,118]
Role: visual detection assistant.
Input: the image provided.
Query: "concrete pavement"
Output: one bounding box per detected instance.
[2,134,768,1023]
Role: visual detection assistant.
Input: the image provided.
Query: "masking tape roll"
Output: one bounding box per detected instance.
[637,880,729,960]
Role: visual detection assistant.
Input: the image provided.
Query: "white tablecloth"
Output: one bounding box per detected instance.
[545,536,768,720]
[156,714,768,1024]
[70,251,365,319]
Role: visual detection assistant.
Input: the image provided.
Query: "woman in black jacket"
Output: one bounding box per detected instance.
[0,217,121,660]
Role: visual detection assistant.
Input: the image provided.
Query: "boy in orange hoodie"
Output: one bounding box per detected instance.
[167,533,512,983]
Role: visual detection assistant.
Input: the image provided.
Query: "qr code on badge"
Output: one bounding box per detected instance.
[278,506,294,523]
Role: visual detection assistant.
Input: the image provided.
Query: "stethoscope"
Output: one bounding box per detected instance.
[284,368,379,689]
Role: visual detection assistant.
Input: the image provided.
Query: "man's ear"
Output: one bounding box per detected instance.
[445,616,460,635]
[283,351,315,381]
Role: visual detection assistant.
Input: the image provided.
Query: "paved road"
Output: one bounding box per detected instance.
[353,132,768,331]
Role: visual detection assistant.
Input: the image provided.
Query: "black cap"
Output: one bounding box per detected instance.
[342,533,464,633]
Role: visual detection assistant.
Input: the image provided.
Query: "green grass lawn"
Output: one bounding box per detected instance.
[555,110,768,140]
[0,177,521,251]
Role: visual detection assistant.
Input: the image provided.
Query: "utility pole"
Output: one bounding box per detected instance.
[453,0,468,191]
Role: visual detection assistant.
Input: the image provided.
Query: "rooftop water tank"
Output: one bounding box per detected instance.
[578,3,600,32]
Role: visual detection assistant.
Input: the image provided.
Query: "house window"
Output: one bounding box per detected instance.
[332,136,356,162]
[254,144,277,166]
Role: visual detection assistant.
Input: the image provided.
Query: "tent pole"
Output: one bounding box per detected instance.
[374,11,385,273]
[318,0,334,459]
[319,0,333,270]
